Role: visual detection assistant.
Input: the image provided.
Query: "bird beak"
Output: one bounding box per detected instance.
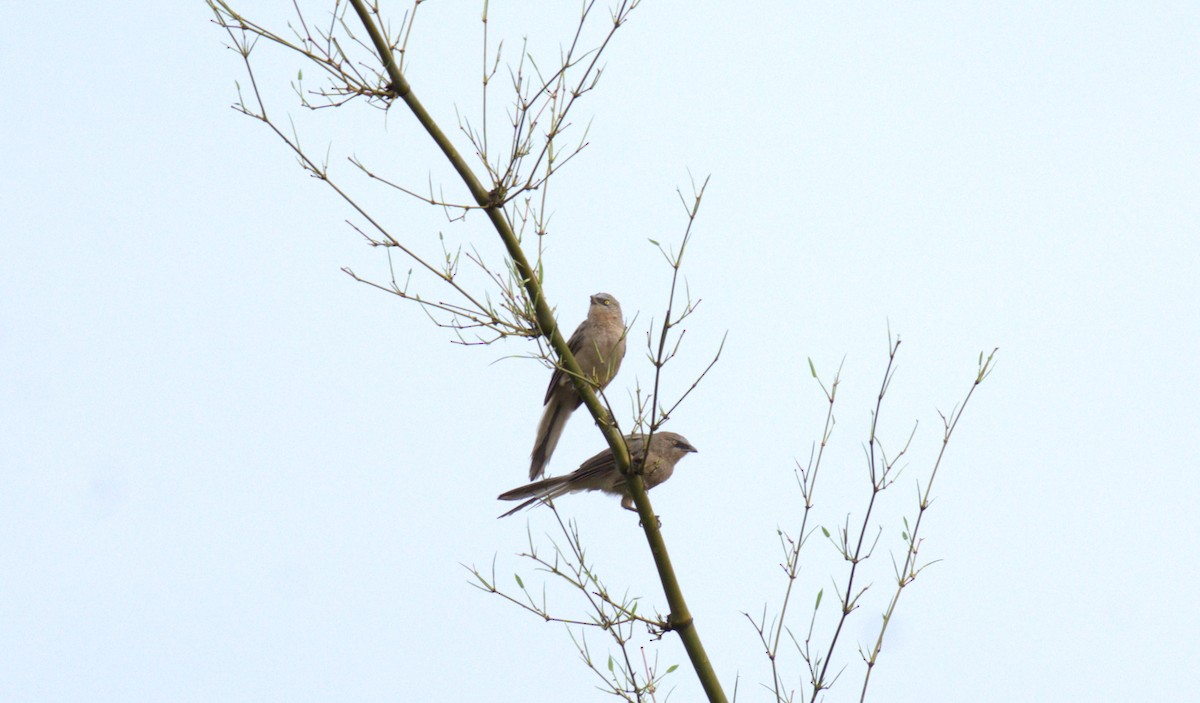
[685,443,698,453]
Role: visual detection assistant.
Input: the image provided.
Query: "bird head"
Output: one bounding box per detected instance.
[589,292,621,313]
[656,431,698,461]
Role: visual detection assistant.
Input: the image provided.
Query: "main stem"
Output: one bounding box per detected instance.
[345,3,725,701]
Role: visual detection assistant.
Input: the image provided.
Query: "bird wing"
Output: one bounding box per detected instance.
[543,319,589,404]
[567,434,645,485]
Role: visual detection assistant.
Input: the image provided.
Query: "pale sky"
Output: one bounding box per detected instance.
[3,2,1198,702]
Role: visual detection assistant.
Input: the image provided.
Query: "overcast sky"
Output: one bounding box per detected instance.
[3,2,1198,702]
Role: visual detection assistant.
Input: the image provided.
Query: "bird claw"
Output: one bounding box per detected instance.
[638,515,663,529]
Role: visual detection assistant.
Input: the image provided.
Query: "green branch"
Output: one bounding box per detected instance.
[345,2,725,700]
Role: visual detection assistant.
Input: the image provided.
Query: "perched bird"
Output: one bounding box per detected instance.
[529,292,627,480]
[501,432,697,517]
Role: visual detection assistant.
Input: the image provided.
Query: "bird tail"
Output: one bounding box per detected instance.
[497,474,574,518]
[529,395,570,480]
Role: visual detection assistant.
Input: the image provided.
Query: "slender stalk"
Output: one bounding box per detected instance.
[768,365,839,701]
[858,349,997,702]
[809,338,901,702]
[345,2,725,700]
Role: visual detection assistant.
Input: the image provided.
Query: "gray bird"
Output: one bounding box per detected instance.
[529,292,627,480]
[501,431,697,517]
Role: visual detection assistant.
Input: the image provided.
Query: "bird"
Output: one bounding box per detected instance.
[529,292,627,480]
[500,431,697,517]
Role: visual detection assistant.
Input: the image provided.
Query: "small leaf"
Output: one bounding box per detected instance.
[648,238,659,246]
[815,589,823,609]
[901,531,909,541]
[630,602,638,614]
[666,664,679,674]
[607,655,615,672]
[821,526,830,538]
[514,574,524,589]
[297,69,303,80]
[808,357,817,377]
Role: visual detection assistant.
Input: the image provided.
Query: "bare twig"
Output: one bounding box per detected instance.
[857,348,998,702]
